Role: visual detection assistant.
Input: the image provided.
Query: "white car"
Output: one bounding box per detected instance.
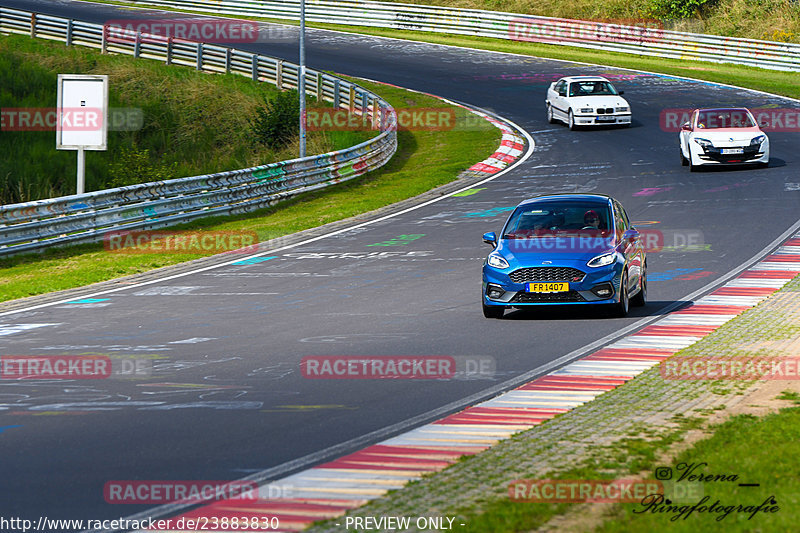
[679,108,769,171]
[545,76,631,130]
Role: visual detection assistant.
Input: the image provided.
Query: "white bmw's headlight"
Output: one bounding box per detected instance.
[693,137,713,149]
[750,135,766,146]
[487,254,509,269]
[587,252,617,268]
[615,106,629,113]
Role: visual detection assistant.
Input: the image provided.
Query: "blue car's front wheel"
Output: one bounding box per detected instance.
[611,271,630,318]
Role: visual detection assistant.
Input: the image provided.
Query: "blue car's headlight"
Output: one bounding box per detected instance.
[487,254,509,269]
[587,252,617,268]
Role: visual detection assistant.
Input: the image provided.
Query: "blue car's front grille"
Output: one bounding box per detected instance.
[511,291,586,303]
[509,267,585,284]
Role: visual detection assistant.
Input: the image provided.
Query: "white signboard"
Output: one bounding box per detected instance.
[56,74,108,150]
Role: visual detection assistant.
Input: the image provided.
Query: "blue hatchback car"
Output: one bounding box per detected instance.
[481,194,646,318]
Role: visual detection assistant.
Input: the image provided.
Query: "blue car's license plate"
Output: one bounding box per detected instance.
[526,282,569,293]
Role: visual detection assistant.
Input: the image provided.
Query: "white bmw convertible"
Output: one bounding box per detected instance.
[679,108,769,171]
[545,76,631,130]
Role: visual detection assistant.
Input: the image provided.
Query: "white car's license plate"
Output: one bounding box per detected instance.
[721,148,744,154]
[595,116,615,123]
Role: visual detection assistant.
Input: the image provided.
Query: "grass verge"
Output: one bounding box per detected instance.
[0,75,499,302]
[595,407,800,532]
[0,33,369,203]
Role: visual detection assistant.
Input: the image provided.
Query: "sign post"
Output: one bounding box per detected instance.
[56,74,108,194]
[299,0,306,158]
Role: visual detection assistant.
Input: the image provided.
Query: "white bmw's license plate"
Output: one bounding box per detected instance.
[596,116,615,123]
[721,148,744,154]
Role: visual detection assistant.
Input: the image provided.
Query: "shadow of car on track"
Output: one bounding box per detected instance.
[568,121,642,131]
[499,300,685,320]
[687,157,785,171]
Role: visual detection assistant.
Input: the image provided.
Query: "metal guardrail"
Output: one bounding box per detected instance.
[107,0,800,72]
[0,6,397,256]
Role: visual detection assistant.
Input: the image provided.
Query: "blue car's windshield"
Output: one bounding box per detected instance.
[503,203,613,239]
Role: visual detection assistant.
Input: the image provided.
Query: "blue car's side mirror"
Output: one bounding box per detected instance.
[483,232,497,245]
[623,229,640,244]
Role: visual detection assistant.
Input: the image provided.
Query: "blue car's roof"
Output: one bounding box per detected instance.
[515,194,613,207]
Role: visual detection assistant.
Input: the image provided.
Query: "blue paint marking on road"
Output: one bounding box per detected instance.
[232,256,277,266]
[64,298,110,304]
[649,268,703,281]
[0,425,22,434]
[462,206,515,218]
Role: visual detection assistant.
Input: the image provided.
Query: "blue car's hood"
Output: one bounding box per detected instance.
[498,236,616,264]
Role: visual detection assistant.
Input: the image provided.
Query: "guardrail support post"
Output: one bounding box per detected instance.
[251,55,259,82]
[225,48,231,73]
[134,31,141,58]
[166,37,172,65]
[316,72,323,101]
[372,99,379,129]
[196,42,203,71]
[30,13,36,38]
[66,19,73,46]
[362,92,368,113]
[276,60,283,90]
[333,79,340,108]
[349,86,356,112]
[101,24,108,54]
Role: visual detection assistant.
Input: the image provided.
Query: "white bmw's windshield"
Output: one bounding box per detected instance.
[568,81,618,97]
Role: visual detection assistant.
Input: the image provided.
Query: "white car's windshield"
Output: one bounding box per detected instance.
[697,110,755,129]
[568,81,618,97]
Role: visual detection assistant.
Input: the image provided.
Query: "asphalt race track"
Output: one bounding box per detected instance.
[2,0,799,527]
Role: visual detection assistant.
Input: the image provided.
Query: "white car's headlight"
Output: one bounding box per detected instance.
[693,137,713,149]
[615,106,629,113]
[750,135,766,146]
[487,254,509,269]
[579,108,593,113]
[587,252,617,268]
